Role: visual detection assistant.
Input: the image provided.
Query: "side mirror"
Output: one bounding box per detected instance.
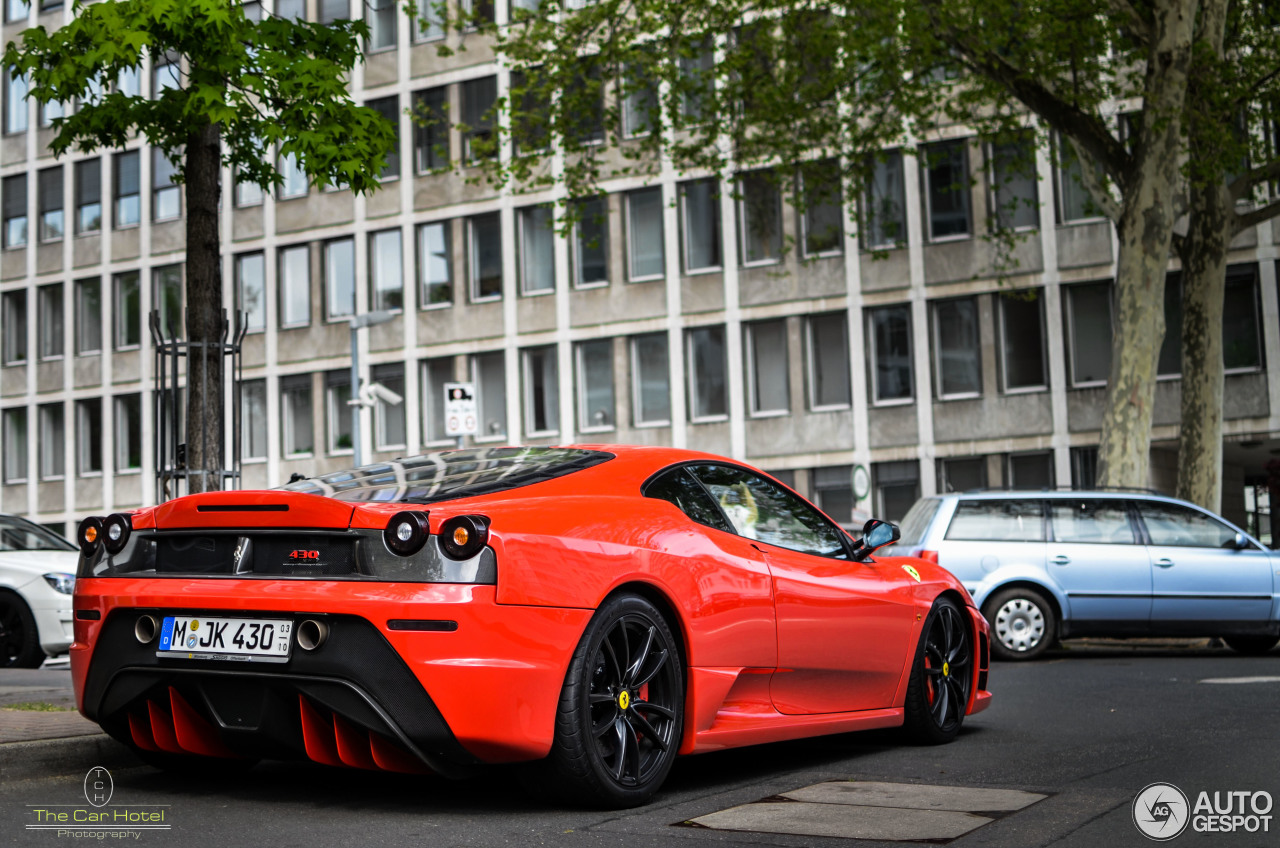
[1233,532,1248,550]
[851,519,901,562]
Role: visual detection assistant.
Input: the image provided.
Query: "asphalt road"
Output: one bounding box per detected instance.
[3,641,1278,848]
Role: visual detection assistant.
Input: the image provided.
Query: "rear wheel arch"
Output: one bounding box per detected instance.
[600,581,689,675]
[984,580,1063,622]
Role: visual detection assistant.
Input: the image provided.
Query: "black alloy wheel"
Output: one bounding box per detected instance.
[531,593,684,808]
[0,592,44,668]
[904,596,973,744]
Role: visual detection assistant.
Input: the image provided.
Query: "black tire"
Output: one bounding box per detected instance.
[527,593,684,808]
[982,586,1056,661]
[903,597,974,745]
[0,591,45,668]
[1223,636,1280,656]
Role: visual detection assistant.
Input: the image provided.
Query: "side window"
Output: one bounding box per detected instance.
[945,500,1043,542]
[689,464,847,557]
[644,467,733,534]
[1049,500,1135,544]
[1137,502,1239,549]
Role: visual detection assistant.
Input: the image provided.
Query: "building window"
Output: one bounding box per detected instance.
[153,265,183,341]
[510,70,550,156]
[113,271,140,349]
[235,252,266,333]
[522,346,559,437]
[989,135,1039,231]
[746,320,789,416]
[281,375,313,456]
[75,398,102,476]
[678,40,713,123]
[235,166,264,207]
[276,0,304,19]
[420,357,453,445]
[1158,272,1182,377]
[1070,445,1098,489]
[461,76,497,162]
[278,151,307,199]
[113,150,140,228]
[1055,136,1102,223]
[240,379,267,461]
[74,278,101,355]
[813,465,854,528]
[932,297,981,398]
[631,333,670,426]
[116,65,141,98]
[572,197,608,287]
[868,305,913,404]
[1,290,25,364]
[369,229,403,312]
[468,212,502,301]
[5,0,28,24]
[367,95,400,178]
[417,221,451,307]
[938,456,986,493]
[681,179,721,273]
[576,340,614,432]
[4,70,28,134]
[413,0,444,41]
[862,150,907,249]
[318,0,347,23]
[564,62,606,145]
[622,61,657,138]
[738,172,781,265]
[626,187,664,281]
[325,370,353,453]
[279,245,311,327]
[413,87,449,172]
[807,312,851,410]
[922,139,971,240]
[152,148,180,221]
[1065,281,1112,386]
[1224,265,1263,372]
[999,291,1047,391]
[800,159,842,257]
[3,174,27,248]
[37,283,62,360]
[366,0,397,50]
[2,407,26,483]
[37,166,63,242]
[114,393,141,471]
[472,351,507,439]
[460,0,495,26]
[152,53,180,97]
[320,237,354,320]
[75,158,101,234]
[1007,451,1054,490]
[519,205,555,295]
[39,98,63,128]
[687,325,727,421]
[874,460,919,522]
[38,404,64,479]
[372,362,406,449]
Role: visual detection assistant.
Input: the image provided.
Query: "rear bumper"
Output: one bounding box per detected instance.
[72,578,591,770]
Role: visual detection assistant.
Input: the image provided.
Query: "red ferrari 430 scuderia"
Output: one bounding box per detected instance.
[72,445,990,807]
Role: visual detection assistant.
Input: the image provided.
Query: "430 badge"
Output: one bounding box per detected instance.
[158,616,293,662]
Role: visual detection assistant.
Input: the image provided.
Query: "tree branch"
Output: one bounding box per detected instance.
[1232,196,1280,234]
[1228,156,1280,202]
[1105,0,1151,48]
[1069,135,1122,222]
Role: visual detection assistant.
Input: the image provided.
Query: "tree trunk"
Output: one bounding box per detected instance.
[1095,0,1195,491]
[184,121,223,495]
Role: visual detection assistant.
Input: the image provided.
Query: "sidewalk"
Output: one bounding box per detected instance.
[0,662,101,744]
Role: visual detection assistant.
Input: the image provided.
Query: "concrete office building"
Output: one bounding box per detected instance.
[0,0,1275,542]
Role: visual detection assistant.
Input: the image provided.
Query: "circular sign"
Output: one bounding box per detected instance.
[1132,782,1190,841]
[84,766,113,808]
[852,465,871,500]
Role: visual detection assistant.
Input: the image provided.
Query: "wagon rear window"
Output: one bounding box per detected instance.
[280,446,614,504]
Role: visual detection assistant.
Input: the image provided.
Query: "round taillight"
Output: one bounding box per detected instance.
[77,517,103,555]
[439,515,489,560]
[102,514,132,555]
[383,511,429,556]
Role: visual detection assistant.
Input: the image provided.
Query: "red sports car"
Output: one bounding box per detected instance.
[71,445,991,806]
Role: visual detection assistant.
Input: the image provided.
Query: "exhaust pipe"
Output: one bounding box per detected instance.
[296,619,329,651]
[134,615,158,645]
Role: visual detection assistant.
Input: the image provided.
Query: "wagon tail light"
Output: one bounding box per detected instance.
[917,550,939,565]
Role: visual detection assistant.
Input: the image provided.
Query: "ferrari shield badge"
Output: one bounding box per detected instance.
[901,565,922,583]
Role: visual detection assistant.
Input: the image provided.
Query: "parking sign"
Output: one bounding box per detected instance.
[444,382,478,436]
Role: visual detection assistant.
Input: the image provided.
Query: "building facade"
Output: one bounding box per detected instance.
[0,0,1276,541]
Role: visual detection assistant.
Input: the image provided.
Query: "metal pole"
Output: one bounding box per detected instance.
[350,322,361,469]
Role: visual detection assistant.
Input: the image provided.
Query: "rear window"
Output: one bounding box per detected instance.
[945,500,1044,542]
[896,498,941,547]
[282,446,614,504]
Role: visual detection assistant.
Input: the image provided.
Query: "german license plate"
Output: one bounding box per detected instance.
[158,616,292,663]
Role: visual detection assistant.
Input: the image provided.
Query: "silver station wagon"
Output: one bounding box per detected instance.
[892,492,1278,660]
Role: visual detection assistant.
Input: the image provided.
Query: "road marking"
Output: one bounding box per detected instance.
[1199,676,1280,684]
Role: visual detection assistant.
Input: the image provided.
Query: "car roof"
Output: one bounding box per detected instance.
[926,490,1210,508]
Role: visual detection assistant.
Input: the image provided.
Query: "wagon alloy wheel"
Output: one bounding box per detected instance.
[531,593,684,808]
[904,597,973,744]
[0,593,43,668]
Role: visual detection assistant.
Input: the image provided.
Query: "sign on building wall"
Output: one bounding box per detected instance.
[444,382,478,437]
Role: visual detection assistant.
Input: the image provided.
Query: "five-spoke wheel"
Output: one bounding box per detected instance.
[904,597,973,744]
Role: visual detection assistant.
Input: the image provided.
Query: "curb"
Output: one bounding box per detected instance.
[0,734,142,784]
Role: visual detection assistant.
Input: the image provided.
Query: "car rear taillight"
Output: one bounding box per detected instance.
[102,513,133,555]
[439,515,489,560]
[383,511,430,556]
[917,550,940,564]
[77,516,103,555]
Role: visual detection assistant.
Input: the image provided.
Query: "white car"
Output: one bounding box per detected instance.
[0,514,77,667]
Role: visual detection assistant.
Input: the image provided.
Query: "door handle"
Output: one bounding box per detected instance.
[1154,558,1175,568]
[1051,555,1070,565]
